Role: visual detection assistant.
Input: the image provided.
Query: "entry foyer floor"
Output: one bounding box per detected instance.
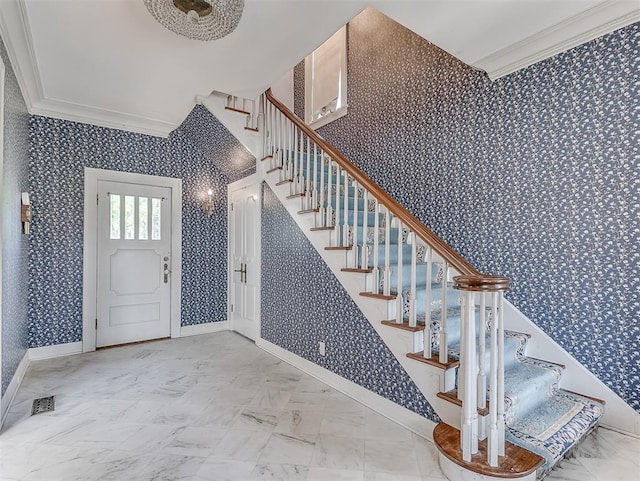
[1,332,638,481]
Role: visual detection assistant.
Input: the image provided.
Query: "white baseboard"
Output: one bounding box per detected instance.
[28,341,82,360]
[180,321,229,337]
[256,338,436,441]
[1,350,29,429]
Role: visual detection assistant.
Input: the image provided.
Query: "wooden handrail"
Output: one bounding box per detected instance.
[266,88,482,278]
[453,275,510,292]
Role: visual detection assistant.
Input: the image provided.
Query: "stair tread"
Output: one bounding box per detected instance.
[298,208,319,214]
[406,351,459,369]
[360,291,396,300]
[225,106,251,115]
[244,126,259,132]
[437,389,489,416]
[261,154,273,161]
[310,226,335,231]
[276,179,293,186]
[326,246,352,251]
[381,320,424,332]
[434,422,544,478]
[342,268,373,273]
[266,167,282,174]
[286,192,306,199]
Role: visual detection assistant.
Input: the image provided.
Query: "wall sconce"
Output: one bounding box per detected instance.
[21,192,32,235]
[202,189,214,216]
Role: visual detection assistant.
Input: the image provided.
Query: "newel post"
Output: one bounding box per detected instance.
[453,275,509,466]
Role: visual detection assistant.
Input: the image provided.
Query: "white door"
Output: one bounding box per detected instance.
[229,183,261,340]
[96,180,172,347]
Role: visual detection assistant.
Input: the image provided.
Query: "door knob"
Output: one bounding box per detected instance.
[234,263,247,283]
[163,263,171,283]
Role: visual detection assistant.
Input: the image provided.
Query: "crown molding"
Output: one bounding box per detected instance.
[0,0,176,138]
[31,97,175,138]
[475,0,640,80]
[0,0,42,112]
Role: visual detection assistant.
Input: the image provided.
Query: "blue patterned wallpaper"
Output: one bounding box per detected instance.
[28,111,253,348]
[261,184,438,420]
[297,11,639,410]
[180,105,256,183]
[1,37,30,395]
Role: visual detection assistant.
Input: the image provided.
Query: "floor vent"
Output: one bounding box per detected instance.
[31,395,55,415]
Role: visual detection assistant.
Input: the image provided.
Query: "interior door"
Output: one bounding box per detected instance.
[96,180,172,347]
[229,183,260,340]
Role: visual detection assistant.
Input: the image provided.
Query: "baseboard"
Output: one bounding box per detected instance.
[1,350,29,429]
[180,321,229,337]
[28,341,82,360]
[256,338,436,441]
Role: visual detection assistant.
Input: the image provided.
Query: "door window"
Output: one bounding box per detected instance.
[109,193,163,241]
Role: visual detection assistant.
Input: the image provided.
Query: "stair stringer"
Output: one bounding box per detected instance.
[261,170,464,433]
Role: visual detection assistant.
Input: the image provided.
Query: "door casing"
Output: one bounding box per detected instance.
[83,168,182,352]
[227,174,262,340]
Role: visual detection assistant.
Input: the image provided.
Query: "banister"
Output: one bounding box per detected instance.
[453,275,510,292]
[266,88,481,277]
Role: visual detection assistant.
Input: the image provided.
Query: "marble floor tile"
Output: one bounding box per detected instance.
[310,435,365,471]
[209,428,272,463]
[1,331,636,481]
[274,409,323,443]
[259,432,317,466]
[306,467,365,481]
[363,438,421,476]
[163,426,227,458]
[250,463,308,481]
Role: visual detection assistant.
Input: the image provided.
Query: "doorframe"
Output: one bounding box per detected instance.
[82,168,182,352]
[0,54,5,410]
[227,174,262,340]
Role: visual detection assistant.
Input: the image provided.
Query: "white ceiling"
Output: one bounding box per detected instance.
[0,0,638,137]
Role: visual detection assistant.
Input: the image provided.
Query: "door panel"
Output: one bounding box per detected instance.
[229,183,261,341]
[97,180,172,347]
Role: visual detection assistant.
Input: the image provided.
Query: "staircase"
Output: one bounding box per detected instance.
[227,89,606,480]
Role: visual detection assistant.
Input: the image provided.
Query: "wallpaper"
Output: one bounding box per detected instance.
[28,110,253,348]
[180,105,256,183]
[298,10,639,410]
[261,184,438,420]
[1,37,31,395]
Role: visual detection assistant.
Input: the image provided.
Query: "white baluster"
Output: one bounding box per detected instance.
[325,158,333,229]
[342,170,349,247]
[438,261,449,365]
[361,191,369,270]
[460,291,479,462]
[383,208,391,296]
[409,233,417,327]
[423,247,432,358]
[497,291,505,456]
[372,199,380,292]
[488,292,499,466]
[312,143,319,210]
[319,149,326,223]
[292,125,298,181]
[334,165,341,246]
[396,222,403,323]
[305,137,311,206]
[351,181,359,268]
[478,293,487,412]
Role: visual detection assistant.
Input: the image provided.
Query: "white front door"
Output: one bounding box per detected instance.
[96,180,172,347]
[229,182,261,341]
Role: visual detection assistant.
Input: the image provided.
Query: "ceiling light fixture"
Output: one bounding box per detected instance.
[144,0,244,41]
